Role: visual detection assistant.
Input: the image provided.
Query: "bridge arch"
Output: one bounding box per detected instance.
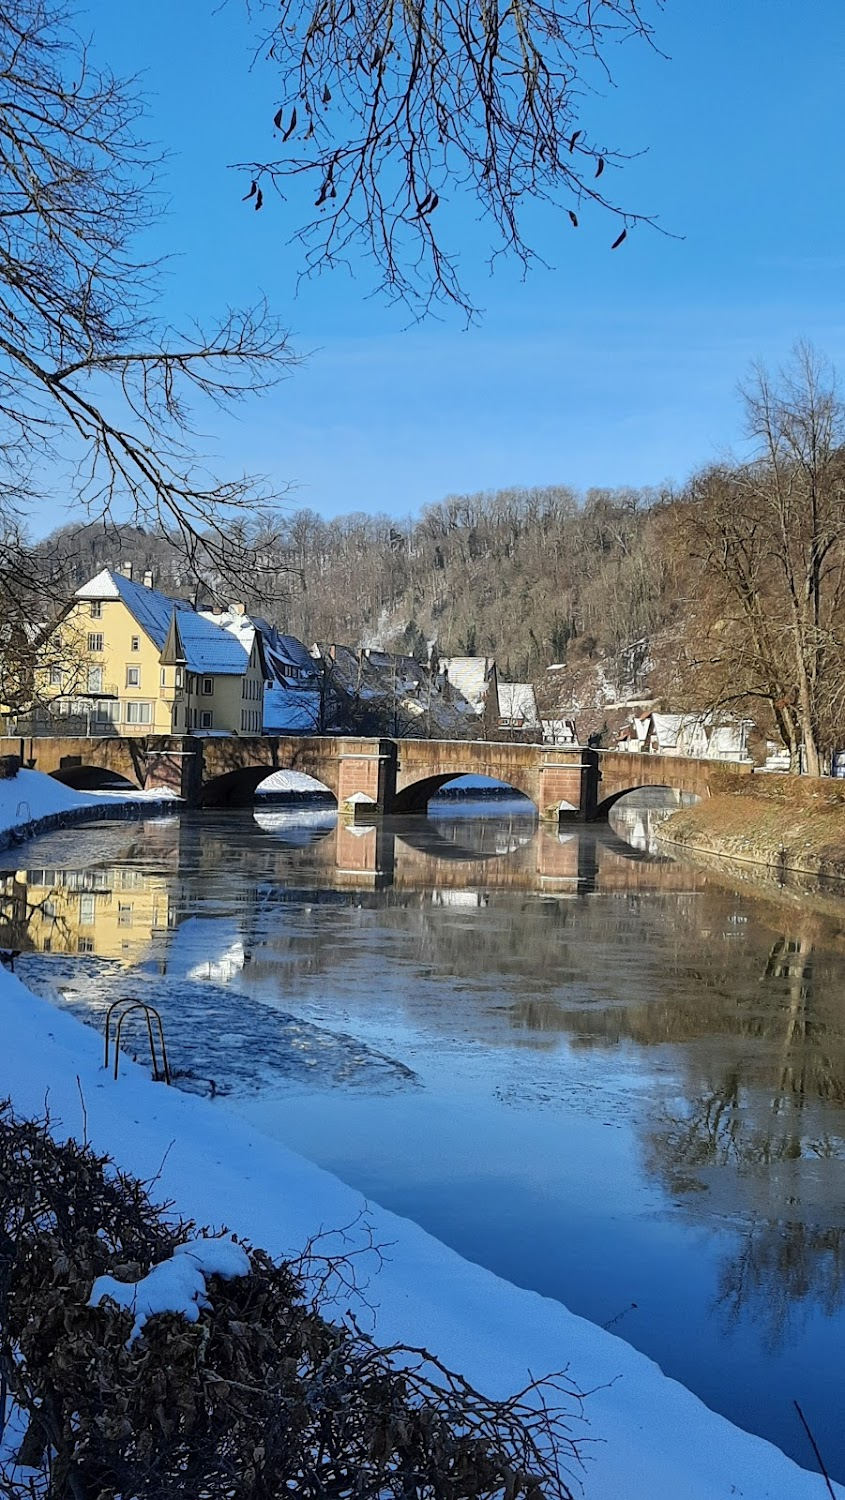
[592,783,702,820]
[392,772,537,816]
[49,766,142,793]
[199,765,337,809]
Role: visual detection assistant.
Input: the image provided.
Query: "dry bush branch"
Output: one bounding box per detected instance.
[0,1101,589,1500]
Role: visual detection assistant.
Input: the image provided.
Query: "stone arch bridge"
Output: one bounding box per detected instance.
[0,733,751,817]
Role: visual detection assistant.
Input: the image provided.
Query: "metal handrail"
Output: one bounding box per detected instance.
[104,998,171,1084]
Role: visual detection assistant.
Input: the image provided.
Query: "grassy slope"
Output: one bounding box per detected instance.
[659,774,845,880]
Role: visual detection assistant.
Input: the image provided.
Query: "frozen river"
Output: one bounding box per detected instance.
[4,798,845,1479]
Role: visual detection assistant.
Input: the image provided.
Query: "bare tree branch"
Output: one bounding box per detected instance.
[239,0,665,317]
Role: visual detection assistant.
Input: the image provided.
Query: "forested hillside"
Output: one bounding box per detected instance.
[36,484,678,688]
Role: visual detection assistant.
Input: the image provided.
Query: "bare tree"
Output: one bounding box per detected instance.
[240,0,664,317]
[670,346,845,774]
[0,0,297,583]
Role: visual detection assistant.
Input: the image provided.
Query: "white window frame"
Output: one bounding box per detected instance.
[125,701,152,725]
[87,633,104,653]
[201,677,213,696]
[89,601,102,619]
[131,635,140,651]
[126,666,140,688]
[200,710,213,729]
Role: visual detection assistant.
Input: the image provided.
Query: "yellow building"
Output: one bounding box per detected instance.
[1,861,173,964]
[42,569,268,735]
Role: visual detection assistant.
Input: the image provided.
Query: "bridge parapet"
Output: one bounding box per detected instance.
[0,733,751,817]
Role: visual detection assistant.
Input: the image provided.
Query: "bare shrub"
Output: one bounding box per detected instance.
[0,1102,587,1499]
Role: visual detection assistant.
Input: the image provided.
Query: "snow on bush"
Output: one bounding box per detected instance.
[0,1103,585,1500]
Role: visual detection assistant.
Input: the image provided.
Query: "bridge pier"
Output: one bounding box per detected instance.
[336,740,398,819]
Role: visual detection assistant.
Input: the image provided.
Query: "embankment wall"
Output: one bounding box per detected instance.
[658,772,845,879]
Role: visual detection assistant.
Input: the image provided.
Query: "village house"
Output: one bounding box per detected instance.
[36,568,268,736]
[497,682,541,735]
[615,711,752,762]
[199,606,321,734]
[439,656,500,737]
[310,644,484,738]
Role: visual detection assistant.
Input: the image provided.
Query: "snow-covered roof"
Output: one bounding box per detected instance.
[261,629,319,683]
[498,682,540,727]
[440,657,496,714]
[75,570,249,675]
[648,713,687,749]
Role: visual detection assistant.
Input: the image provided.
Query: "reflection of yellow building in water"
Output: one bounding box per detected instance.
[3,864,173,964]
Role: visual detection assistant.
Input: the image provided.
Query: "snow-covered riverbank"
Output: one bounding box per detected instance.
[1,770,842,1497]
[0,765,179,845]
[0,986,839,1496]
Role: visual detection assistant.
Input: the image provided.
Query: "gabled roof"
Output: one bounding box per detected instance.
[200,611,305,686]
[74,569,249,675]
[160,611,186,666]
[440,657,496,714]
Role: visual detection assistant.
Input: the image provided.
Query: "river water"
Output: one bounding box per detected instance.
[3,798,845,1478]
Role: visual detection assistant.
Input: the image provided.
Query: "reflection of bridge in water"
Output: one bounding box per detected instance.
[0,814,708,962]
[317,816,708,895]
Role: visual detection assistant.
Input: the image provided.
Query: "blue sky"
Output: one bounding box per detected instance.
[46,0,845,529]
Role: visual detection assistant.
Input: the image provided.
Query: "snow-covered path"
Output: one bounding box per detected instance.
[1,962,840,1500]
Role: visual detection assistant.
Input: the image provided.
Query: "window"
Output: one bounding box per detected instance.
[49,666,63,687]
[90,601,102,619]
[87,667,103,694]
[95,700,120,724]
[117,902,133,927]
[79,893,95,925]
[201,677,213,695]
[125,701,151,725]
[131,636,140,651]
[175,668,184,688]
[87,633,104,653]
[200,710,213,729]
[126,666,140,687]
[77,936,95,954]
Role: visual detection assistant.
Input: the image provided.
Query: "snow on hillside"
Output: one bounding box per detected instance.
[0,964,840,1500]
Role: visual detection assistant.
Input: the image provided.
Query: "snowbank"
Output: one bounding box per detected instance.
[0,767,108,836]
[255,768,331,795]
[0,767,178,842]
[0,967,839,1500]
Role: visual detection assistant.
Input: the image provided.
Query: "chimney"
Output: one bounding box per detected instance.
[143,569,154,589]
[119,561,133,580]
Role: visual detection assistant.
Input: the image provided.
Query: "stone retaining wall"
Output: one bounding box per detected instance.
[0,800,178,855]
